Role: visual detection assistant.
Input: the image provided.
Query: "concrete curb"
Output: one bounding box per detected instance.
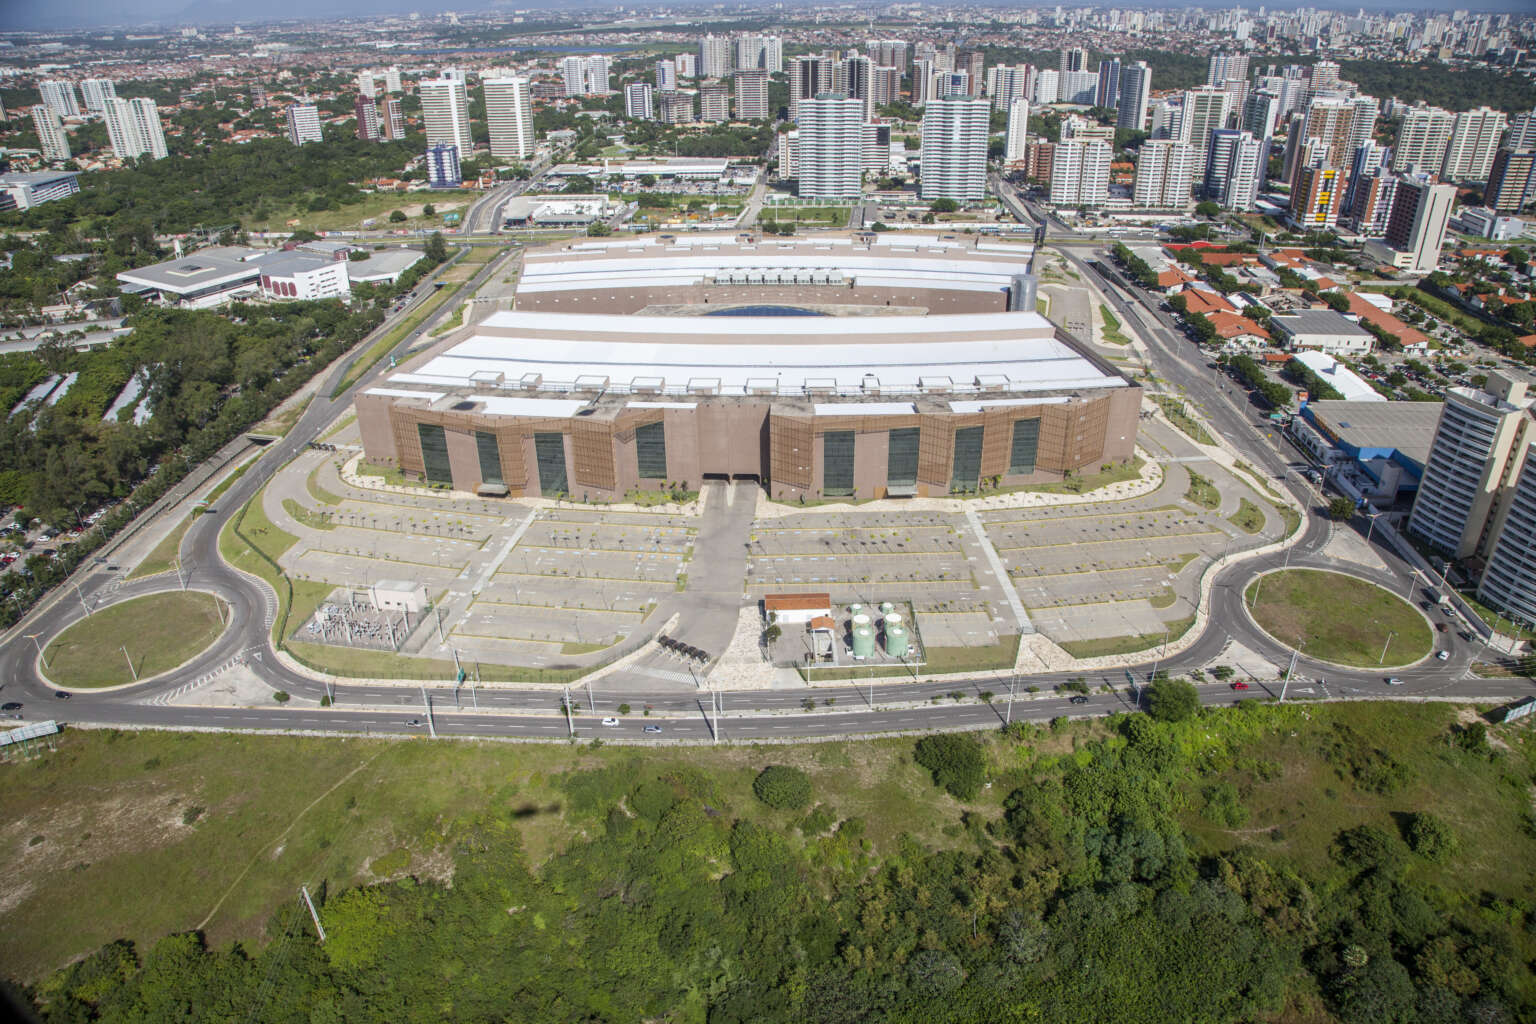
[1239,566,1441,673]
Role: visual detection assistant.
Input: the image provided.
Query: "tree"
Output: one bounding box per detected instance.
[1195,200,1221,218]
[422,203,436,217]
[1404,811,1459,861]
[1328,496,1356,521]
[424,232,448,263]
[752,765,812,809]
[388,209,407,223]
[914,733,985,800]
[585,222,612,237]
[762,623,782,644]
[1144,678,1199,722]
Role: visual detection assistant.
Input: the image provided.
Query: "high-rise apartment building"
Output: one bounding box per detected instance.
[1441,106,1507,182]
[1058,71,1099,106]
[1049,140,1111,207]
[734,70,769,121]
[1205,129,1263,210]
[1095,59,1121,110]
[1181,87,1234,176]
[959,51,985,97]
[285,102,324,146]
[1409,373,1534,560]
[1506,110,1536,151]
[789,56,835,120]
[1004,97,1031,163]
[1059,48,1090,74]
[1372,176,1456,273]
[656,60,677,92]
[625,81,654,121]
[559,56,611,97]
[1034,69,1059,106]
[38,80,79,119]
[1345,169,1399,235]
[919,95,988,202]
[383,98,405,140]
[1133,139,1198,208]
[1241,88,1281,148]
[1486,148,1535,213]
[700,81,730,123]
[862,122,891,174]
[868,40,908,78]
[427,143,462,189]
[836,54,875,119]
[1291,162,1342,229]
[384,67,403,93]
[871,66,902,109]
[658,91,695,125]
[419,78,474,155]
[1294,95,1377,181]
[1393,104,1455,173]
[484,77,535,159]
[1479,437,1536,627]
[1117,62,1151,132]
[674,53,698,80]
[354,96,381,141]
[988,64,1034,113]
[796,94,866,199]
[698,35,732,79]
[30,106,70,161]
[80,78,116,116]
[357,70,378,99]
[735,35,782,73]
[1207,52,1251,87]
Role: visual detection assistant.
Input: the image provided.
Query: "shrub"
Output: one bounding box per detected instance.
[1404,812,1459,862]
[181,806,204,826]
[1145,679,1200,722]
[273,691,290,703]
[914,734,985,800]
[752,765,812,810]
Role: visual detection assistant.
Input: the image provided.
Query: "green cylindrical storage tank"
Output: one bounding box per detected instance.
[852,625,876,658]
[879,601,895,615]
[883,611,903,629]
[849,603,863,617]
[885,624,908,657]
[852,613,872,631]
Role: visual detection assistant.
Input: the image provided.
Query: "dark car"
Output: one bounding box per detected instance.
[1,701,21,711]
[1068,695,1089,705]
[54,691,70,700]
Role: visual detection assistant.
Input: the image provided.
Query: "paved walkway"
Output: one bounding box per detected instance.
[962,506,1034,634]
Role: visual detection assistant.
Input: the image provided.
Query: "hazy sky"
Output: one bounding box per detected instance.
[6,0,1532,32]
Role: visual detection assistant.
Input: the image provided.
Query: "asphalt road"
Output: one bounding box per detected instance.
[0,231,1530,744]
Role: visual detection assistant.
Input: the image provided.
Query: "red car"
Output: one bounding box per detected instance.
[1230,681,1250,691]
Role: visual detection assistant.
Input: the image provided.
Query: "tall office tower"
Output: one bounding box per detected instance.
[1480,437,1536,626]
[285,102,323,146]
[1004,97,1031,162]
[789,55,835,120]
[426,143,462,189]
[1381,175,1457,272]
[1132,139,1198,207]
[1034,69,1060,105]
[796,95,865,199]
[1410,372,1534,560]
[1507,110,1536,151]
[1392,104,1455,172]
[625,81,654,121]
[1441,106,1507,182]
[959,51,984,96]
[1095,59,1121,110]
[987,64,1033,113]
[658,90,695,125]
[1241,88,1281,148]
[699,81,730,123]
[384,67,403,93]
[1049,140,1111,206]
[357,70,378,99]
[1345,169,1399,234]
[735,70,769,120]
[1117,61,1151,132]
[919,95,988,201]
[419,78,473,154]
[80,78,116,116]
[1059,47,1089,74]
[655,59,677,92]
[30,105,70,161]
[1206,52,1250,86]
[1487,149,1536,213]
[674,53,698,80]
[354,96,381,141]
[38,80,79,118]
[485,77,535,159]
[862,122,891,174]
[1181,87,1234,175]
[1291,161,1342,228]
[871,66,901,109]
[383,97,405,140]
[698,35,732,79]
[869,40,908,78]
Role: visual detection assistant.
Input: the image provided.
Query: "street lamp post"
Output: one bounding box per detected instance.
[1379,630,1396,665]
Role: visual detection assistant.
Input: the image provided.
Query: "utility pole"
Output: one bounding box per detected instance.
[421,684,436,739]
[434,600,444,643]
[75,583,92,617]
[122,646,137,681]
[562,686,574,736]
[300,886,326,942]
[1005,676,1016,725]
[1280,648,1298,703]
[24,632,46,667]
[1379,630,1395,665]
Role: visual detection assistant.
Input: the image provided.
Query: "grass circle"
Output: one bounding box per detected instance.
[1244,569,1433,668]
[44,591,229,688]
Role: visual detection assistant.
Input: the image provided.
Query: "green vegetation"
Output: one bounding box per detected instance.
[1144,678,1200,722]
[15,702,1531,1021]
[248,190,478,235]
[1245,569,1433,667]
[1057,613,1196,659]
[795,634,1019,681]
[753,765,813,810]
[1153,395,1216,445]
[1284,357,1346,402]
[199,456,255,510]
[913,733,985,800]
[1457,589,1536,641]
[248,395,312,438]
[1022,457,1143,496]
[44,591,226,687]
[1337,58,1536,111]
[1228,498,1265,534]
[1099,304,1131,345]
[1184,469,1221,510]
[305,466,343,507]
[126,515,191,580]
[282,498,335,531]
[1227,354,1292,408]
[330,277,461,398]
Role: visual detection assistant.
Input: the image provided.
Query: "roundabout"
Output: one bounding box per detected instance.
[1242,568,1435,669]
[43,590,231,690]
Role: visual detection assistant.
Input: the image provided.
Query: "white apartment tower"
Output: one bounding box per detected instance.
[796,95,866,200]
[559,56,611,97]
[419,78,474,155]
[1133,140,1198,208]
[987,64,1034,113]
[1393,105,1455,173]
[655,60,677,92]
[735,70,769,121]
[698,35,732,79]
[286,102,324,146]
[484,77,536,159]
[80,78,116,116]
[1441,107,1507,182]
[38,80,79,119]
[1117,62,1151,132]
[357,70,378,99]
[625,81,654,121]
[1050,140,1111,207]
[919,95,989,202]
[104,96,168,160]
[1479,439,1536,628]
[1181,87,1234,175]
[30,105,70,161]
[1004,97,1031,163]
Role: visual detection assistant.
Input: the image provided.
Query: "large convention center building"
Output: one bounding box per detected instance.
[355,232,1142,501]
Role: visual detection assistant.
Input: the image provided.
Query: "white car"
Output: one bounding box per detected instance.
[1435,651,1450,661]
[1386,677,1404,686]
[601,717,621,727]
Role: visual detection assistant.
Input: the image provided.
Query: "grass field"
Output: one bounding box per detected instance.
[1229,498,1265,534]
[1021,457,1144,497]
[249,396,312,438]
[247,191,479,235]
[126,515,191,580]
[330,280,461,399]
[44,591,227,688]
[1099,304,1131,345]
[1185,469,1221,509]
[1154,395,1217,445]
[1245,568,1433,667]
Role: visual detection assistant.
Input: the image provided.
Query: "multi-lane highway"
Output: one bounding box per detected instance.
[0,227,1529,744]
